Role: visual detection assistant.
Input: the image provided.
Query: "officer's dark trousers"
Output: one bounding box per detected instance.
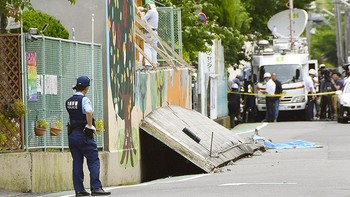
[266,97,275,122]
[306,96,315,121]
[69,128,102,192]
[320,95,333,119]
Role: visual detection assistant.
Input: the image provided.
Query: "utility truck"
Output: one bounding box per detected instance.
[250,8,317,120]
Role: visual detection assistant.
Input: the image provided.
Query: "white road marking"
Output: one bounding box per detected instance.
[238,122,269,135]
[158,174,209,184]
[58,182,154,197]
[220,182,297,186]
[59,174,210,196]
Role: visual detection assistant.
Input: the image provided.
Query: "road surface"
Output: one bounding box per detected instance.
[3,121,350,197]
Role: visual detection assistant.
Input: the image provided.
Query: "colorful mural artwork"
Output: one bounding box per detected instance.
[107,0,191,169]
[108,0,137,168]
[135,69,190,114]
[150,70,167,110]
[166,69,188,108]
[138,72,148,119]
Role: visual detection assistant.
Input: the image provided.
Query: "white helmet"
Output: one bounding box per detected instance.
[263,72,271,78]
[309,69,317,76]
[231,83,239,89]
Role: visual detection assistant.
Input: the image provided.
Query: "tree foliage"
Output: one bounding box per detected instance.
[15,9,69,39]
[0,0,75,33]
[159,0,313,66]
[243,0,313,38]
[159,0,249,65]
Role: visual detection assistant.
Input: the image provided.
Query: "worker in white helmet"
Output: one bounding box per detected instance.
[305,69,317,120]
[262,72,276,122]
[141,2,159,69]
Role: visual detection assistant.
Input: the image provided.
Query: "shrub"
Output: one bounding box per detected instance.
[12,9,69,39]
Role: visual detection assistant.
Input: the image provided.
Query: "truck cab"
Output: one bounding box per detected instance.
[251,38,317,120]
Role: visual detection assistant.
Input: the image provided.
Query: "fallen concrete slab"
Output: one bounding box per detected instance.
[140,105,257,172]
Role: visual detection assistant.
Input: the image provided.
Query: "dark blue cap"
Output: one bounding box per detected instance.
[73,76,90,89]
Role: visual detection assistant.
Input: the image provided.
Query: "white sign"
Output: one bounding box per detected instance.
[5,17,20,30]
[37,75,58,95]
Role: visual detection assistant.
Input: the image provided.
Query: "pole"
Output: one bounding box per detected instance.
[209,132,214,157]
[306,11,312,54]
[20,4,29,151]
[289,0,294,51]
[335,0,344,70]
[91,13,95,108]
[345,8,350,64]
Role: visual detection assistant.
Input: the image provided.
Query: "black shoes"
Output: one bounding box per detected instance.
[76,190,90,196]
[91,188,111,196]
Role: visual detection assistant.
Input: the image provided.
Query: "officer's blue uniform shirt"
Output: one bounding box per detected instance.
[74,92,93,114]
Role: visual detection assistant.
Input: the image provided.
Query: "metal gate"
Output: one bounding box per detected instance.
[24,36,104,150]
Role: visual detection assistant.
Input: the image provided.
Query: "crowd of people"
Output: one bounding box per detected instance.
[313,64,345,120]
[228,64,350,127]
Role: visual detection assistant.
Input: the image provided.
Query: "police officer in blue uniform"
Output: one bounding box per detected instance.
[66,76,111,196]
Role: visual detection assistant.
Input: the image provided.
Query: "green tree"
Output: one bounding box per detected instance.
[159,0,313,66]
[159,0,249,65]
[14,9,69,39]
[243,0,313,39]
[0,0,75,33]
[310,23,337,66]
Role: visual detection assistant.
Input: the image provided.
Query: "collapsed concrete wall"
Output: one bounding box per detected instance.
[140,105,255,172]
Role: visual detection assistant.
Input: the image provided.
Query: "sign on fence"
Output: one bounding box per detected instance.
[27,52,38,102]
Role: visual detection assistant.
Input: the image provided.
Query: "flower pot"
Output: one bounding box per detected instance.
[35,126,46,136]
[50,127,62,136]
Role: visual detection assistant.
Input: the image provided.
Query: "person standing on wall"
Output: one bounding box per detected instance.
[66,76,111,196]
[141,2,159,69]
[305,69,317,121]
[262,72,276,122]
[272,72,282,122]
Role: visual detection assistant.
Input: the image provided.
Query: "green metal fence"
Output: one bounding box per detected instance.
[157,7,182,61]
[24,36,104,150]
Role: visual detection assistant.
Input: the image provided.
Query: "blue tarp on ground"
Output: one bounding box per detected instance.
[253,135,318,149]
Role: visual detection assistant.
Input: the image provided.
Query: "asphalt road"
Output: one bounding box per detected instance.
[3,121,350,197]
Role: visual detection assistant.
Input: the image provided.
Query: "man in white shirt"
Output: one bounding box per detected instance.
[141,3,159,69]
[263,72,276,122]
[305,69,317,120]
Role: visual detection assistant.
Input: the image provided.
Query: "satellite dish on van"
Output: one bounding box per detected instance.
[268,9,308,38]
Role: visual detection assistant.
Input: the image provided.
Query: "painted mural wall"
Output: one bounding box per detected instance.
[107,0,191,184]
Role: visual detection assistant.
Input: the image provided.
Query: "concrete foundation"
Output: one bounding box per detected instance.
[0,152,136,193]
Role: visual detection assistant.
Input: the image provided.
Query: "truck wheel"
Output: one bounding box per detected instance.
[257,111,265,122]
[337,106,347,123]
[338,117,348,123]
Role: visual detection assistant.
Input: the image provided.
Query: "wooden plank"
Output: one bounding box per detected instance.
[134,12,192,68]
[134,44,157,68]
[135,27,176,67]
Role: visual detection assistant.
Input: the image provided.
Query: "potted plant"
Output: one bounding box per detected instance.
[94,119,105,135]
[50,119,63,136]
[35,119,48,136]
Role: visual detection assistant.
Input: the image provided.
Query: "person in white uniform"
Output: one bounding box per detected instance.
[305,69,317,120]
[263,72,276,122]
[141,3,159,69]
